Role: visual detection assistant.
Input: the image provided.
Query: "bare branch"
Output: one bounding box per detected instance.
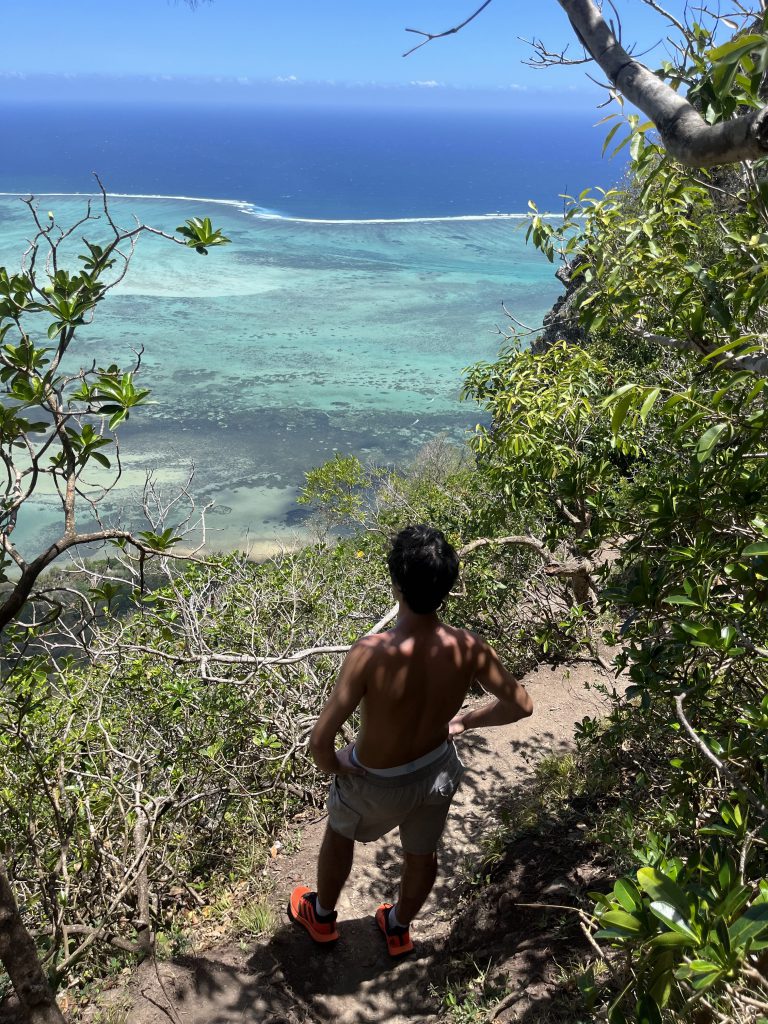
[520,36,593,68]
[639,0,688,35]
[675,693,768,816]
[459,533,553,561]
[638,331,768,375]
[403,0,494,57]
[0,527,214,634]
[104,532,593,677]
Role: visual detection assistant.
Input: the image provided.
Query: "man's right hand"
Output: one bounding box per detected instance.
[448,715,467,737]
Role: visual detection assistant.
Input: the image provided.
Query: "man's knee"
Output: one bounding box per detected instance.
[404,849,438,871]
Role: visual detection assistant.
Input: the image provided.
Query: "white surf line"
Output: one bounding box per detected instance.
[0,192,565,223]
[0,191,263,213]
[252,212,563,224]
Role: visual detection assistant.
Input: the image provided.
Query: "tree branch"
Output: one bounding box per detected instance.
[106,533,587,675]
[557,0,768,166]
[403,0,495,57]
[0,858,65,1024]
[0,529,211,634]
[458,533,553,562]
[639,331,768,375]
[674,692,768,815]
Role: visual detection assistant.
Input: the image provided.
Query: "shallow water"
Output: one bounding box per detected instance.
[0,194,562,554]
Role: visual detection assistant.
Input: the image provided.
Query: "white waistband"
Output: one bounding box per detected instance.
[352,740,449,777]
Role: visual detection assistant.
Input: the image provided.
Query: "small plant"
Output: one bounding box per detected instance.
[154,926,192,961]
[93,995,132,1024]
[432,959,507,1023]
[535,752,585,803]
[235,901,277,939]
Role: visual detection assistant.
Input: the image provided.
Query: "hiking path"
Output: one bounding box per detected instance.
[120,658,616,1024]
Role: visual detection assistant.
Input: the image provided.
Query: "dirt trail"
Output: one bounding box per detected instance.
[124,659,615,1024]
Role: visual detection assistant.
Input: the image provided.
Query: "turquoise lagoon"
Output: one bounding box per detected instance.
[0,194,563,554]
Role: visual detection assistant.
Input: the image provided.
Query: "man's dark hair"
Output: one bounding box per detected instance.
[387,525,459,614]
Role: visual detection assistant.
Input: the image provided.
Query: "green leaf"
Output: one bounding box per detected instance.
[648,951,675,1007]
[743,541,768,557]
[602,121,623,155]
[637,868,689,916]
[614,878,642,912]
[611,392,634,435]
[639,388,661,424]
[675,960,724,991]
[696,422,729,462]
[636,993,662,1024]
[648,901,699,942]
[665,593,701,607]
[601,909,644,934]
[714,884,750,922]
[708,34,766,64]
[729,903,768,948]
[649,930,694,947]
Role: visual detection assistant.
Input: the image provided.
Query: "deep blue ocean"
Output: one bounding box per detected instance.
[0,103,615,218]
[0,102,620,553]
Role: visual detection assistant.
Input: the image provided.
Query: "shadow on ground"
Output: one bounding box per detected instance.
[432,810,613,1024]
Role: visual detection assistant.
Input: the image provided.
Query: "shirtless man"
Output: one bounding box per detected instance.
[288,524,533,956]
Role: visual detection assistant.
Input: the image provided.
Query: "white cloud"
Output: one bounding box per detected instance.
[410,79,441,88]
[274,74,298,83]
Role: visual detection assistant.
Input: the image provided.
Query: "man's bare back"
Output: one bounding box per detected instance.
[311,609,531,774]
[353,624,474,767]
[352,620,528,768]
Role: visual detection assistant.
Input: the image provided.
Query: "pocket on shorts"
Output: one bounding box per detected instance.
[326,776,363,839]
[424,755,465,805]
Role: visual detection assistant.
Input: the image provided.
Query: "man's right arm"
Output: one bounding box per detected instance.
[449,637,533,735]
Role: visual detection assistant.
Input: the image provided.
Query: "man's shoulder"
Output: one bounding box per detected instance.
[428,623,479,662]
[440,623,483,649]
[348,633,391,657]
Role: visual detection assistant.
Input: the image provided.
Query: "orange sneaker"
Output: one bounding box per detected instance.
[288,886,339,944]
[375,903,414,957]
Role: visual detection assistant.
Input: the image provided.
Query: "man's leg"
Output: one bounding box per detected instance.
[395,850,438,926]
[317,825,355,911]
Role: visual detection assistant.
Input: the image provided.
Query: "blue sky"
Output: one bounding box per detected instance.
[2,0,685,108]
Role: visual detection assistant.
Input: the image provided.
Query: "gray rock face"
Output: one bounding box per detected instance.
[533,258,589,355]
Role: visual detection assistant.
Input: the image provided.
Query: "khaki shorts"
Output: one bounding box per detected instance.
[326,743,465,855]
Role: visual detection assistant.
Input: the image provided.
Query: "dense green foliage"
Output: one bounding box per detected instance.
[432,21,768,1018]
[499,114,768,1024]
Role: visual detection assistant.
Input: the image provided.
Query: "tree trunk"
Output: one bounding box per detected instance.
[558,0,768,167]
[133,777,153,957]
[0,858,65,1024]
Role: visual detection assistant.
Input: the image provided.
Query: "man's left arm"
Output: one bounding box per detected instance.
[309,642,369,775]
